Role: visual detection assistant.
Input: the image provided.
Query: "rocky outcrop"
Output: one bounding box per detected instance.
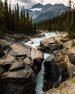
[44,77,75,94]
[0,39,11,58]
[43,51,69,92]
[42,35,75,94]
[0,39,44,94]
[0,78,35,94]
[42,36,70,92]
[40,37,63,53]
[9,43,43,59]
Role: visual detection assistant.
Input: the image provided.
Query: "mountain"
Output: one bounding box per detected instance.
[26,3,68,22]
[31,3,44,8]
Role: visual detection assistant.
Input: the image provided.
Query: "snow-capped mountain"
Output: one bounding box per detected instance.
[26,3,68,22]
[30,8,42,12]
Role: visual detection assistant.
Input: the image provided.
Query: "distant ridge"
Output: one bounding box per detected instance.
[31,3,44,9]
[26,3,68,22]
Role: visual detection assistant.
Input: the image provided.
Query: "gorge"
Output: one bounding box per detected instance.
[0,31,75,94]
[24,32,62,94]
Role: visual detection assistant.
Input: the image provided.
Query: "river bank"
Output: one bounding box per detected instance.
[0,32,75,94]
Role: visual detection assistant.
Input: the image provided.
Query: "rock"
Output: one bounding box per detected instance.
[23,57,33,65]
[40,42,63,53]
[66,53,75,78]
[0,65,4,77]
[36,34,45,38]
[60,37,69,43]
[9,44,27,57]
[40,37,63,53]
[0,78,36,94]
[15,37,30,43]
[0,39,11,58]
[53,51,69,80]
[44,77,75,94]
[43,51,69,91]
[9,44,43,60]
[2,69,33,78]
[30,48,44,59]
[0,54,15,65]
[40,37,55,47]
[0,39,10,47]
[68,53,75,65]
[32,58,44,75]
[43,59,61,91]
[9,61,24,71]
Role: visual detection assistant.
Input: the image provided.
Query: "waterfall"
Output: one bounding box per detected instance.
[35,61,45,94]
[24,32,59,94]
[35,53,52,94]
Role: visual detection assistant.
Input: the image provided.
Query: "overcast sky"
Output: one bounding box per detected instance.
[2,0,75,8]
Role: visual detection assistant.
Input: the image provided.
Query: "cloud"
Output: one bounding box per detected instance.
[16,0,37,8]
[2,0,75,9]
[40,0,44,3]
[17,0,33,3]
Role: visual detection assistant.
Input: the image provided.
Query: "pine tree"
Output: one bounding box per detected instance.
[4,0,9,30]
[0,0,5,33]
[34,22,36,33]
[9,0,11,30]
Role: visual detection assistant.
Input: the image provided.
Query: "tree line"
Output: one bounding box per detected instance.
[0,0,36,35]
[37,7,75,38]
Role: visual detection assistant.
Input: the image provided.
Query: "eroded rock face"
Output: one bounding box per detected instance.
[40,37,63,53]
[68,53,75,65]
[0,78,36,94]
[9,43,43,59]
[43,50,69,92]
[0,39,44,94]
[0,39,11,58]
[43,57,61,91]
[44,77,75,94]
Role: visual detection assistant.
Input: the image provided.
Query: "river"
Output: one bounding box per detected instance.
[24,32,61,94]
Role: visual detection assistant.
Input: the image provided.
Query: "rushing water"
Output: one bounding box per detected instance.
[24,32,60,94]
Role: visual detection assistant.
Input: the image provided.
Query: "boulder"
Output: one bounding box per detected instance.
[60,37,69,43]
[40,42,63,53]
[0,39,11,58]
[67,53,75,78]
[9,61,24,71]
[40,37,63,53]
[68,53,75,65]
[9,44,44,60]
[9,44,27,57]
[2,69,33,78]
[0,54,15,65]
[30,48,44,59]
[23,57,33,65]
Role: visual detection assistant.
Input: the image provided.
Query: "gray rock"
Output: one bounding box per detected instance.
[68,53,75,65]
[23,57,33,65]
[2,69,33,78]
[0,65,4,77]
[9,61,24,71]
[9,44,43,59]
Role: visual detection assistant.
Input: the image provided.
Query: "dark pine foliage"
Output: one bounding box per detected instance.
[0,0,36,35]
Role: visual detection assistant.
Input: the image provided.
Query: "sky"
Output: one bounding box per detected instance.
[2,0,75,9]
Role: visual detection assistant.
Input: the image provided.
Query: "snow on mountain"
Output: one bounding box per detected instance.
[30,8,42,12]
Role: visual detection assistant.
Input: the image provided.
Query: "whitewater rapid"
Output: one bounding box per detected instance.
[24,32,60,94]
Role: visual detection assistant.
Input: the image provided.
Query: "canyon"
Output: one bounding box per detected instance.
[0,32,75,94]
